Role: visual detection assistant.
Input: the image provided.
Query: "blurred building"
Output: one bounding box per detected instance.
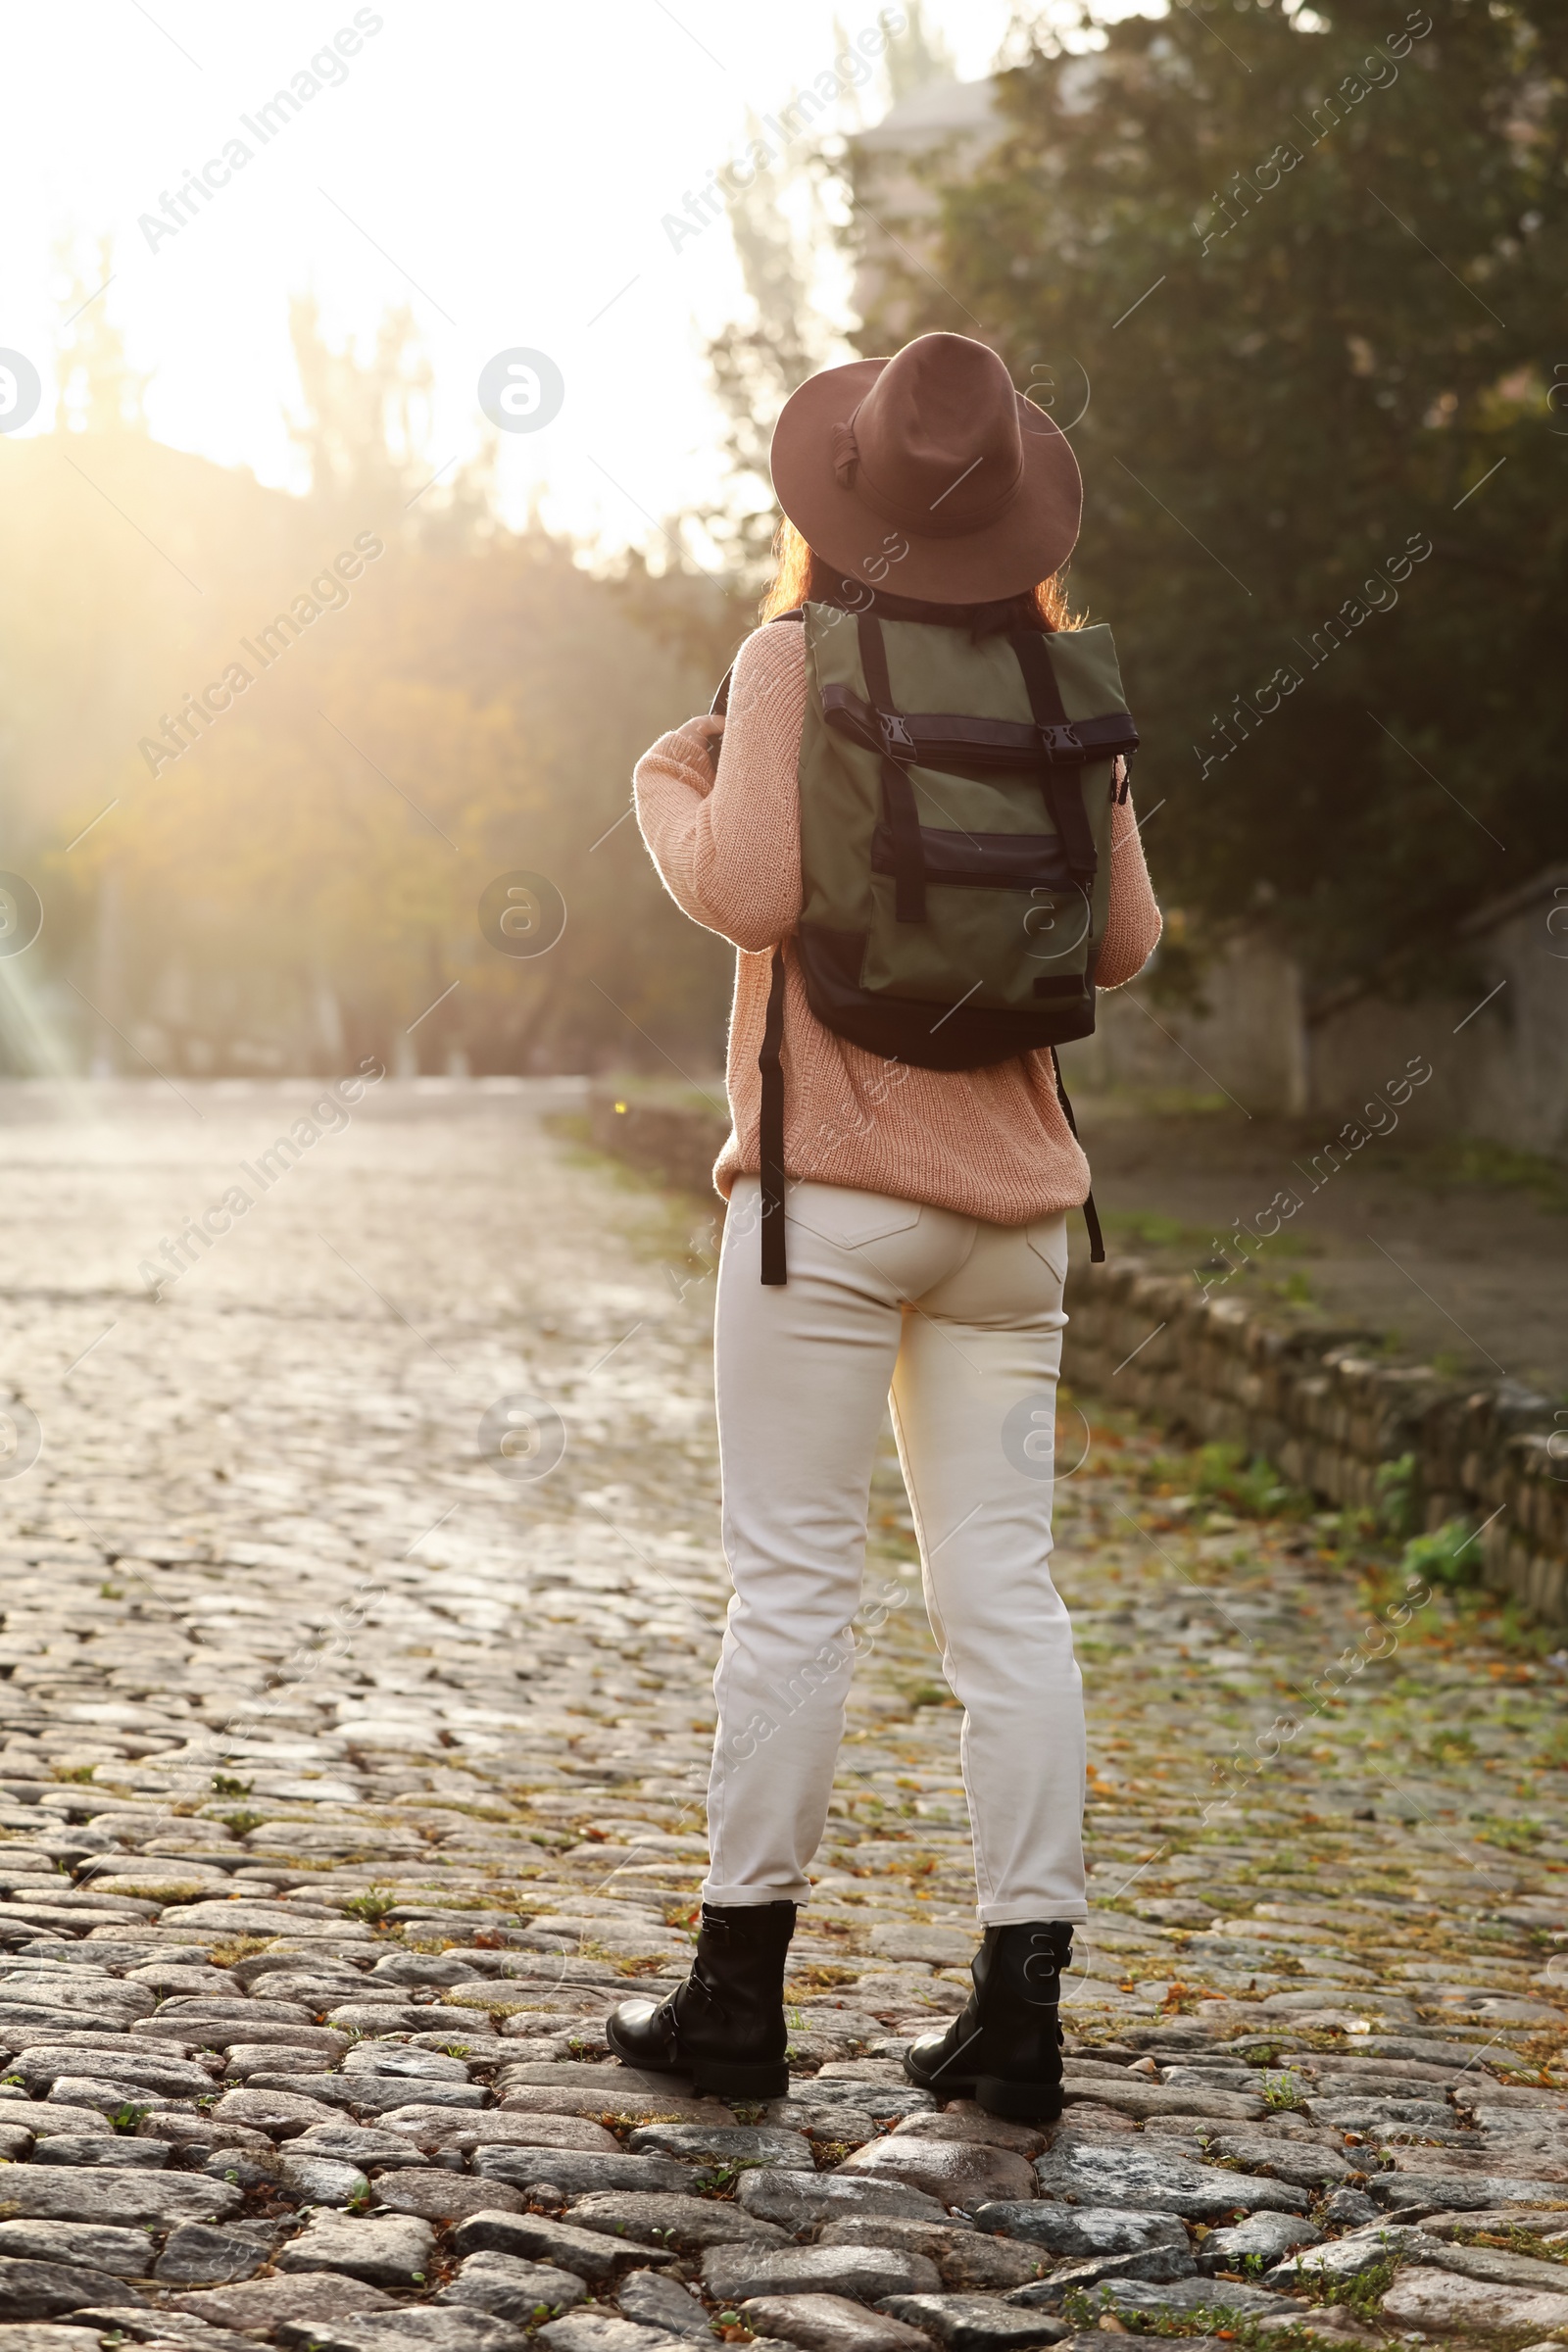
[1062,865,1568,1152]
[848,74,1002,339]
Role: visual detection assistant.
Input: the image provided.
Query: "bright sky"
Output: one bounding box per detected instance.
[1,0,1037,553]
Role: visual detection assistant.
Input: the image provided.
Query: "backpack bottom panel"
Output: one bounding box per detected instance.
[796,922,1097,1072]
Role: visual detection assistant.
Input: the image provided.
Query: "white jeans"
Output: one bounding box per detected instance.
[704,1177,1087,1926]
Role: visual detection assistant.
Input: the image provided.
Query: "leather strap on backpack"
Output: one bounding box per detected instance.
[759,946,788,1286]
[1012,633,1100,888]
[1050,1046,1104,1264]
[707,614,804,1286]
[858,612,927,923]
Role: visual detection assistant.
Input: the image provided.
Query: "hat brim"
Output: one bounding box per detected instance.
[769,356,1082,603]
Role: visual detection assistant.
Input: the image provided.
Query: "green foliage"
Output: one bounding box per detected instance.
[854,0,1568,992]
[341,1886,398,1923]
[1063,2285,1316,2339]
[1190,1440,1309,1519]
[1473,1813,1548,1847]
[1400,1515,1483,1588]
[907,1681,960,1709]
[1147,1420,1306,1514]
[219,1809,265,1836]
[1261,2067,1308,2110]
[1307,2256,1400,2313]
[1373,1452,1420,1540]
[1382,1137,1568,1214]
[211,1775,252,1797]
[1103,1207,1213,1251]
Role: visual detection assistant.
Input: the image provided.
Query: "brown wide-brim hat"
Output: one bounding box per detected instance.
[769,331,1082,603]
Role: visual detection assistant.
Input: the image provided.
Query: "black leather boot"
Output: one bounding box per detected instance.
[905,1920,1073,2120]
[605,1900,795,2100]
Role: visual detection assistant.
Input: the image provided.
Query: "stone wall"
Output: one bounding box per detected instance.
[1064,1259,1567,1628]
[587,1085,1568,1626]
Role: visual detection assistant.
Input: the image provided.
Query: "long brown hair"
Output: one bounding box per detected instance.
[760,516,1079,637]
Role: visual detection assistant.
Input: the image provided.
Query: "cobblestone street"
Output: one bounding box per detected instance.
[0,1080,1562,2351]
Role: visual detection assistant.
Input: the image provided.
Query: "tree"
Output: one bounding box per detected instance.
[702,129,846,601]
[883,0,957,102]
[2,282,732,1078]
[701,11,965,603]
[285,294,433,514]
[849,0,1568,1000]
[53,235,149,433]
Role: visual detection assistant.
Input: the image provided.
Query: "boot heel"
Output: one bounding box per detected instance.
[976,2073,1063,2124]
[689,2055,790,2100]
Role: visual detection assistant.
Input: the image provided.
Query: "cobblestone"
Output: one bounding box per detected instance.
[736,2294,931,2352]
[0,1081,1562,2349]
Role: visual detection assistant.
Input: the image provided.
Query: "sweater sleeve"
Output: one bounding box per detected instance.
[1095,789,1163,990]
[632,622,806,954]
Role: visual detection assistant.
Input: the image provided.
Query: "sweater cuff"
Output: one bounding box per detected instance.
[669,715,722,791]
[635,719,720,804]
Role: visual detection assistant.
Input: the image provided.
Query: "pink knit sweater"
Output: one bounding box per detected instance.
[633,617,1162,1224]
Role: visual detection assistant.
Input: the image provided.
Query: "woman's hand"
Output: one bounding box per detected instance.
[668,712,725,793]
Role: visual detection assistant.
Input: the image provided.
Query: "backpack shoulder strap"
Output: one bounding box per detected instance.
[759,947,789,1286]
[857,612,927,925]
[1011,631,1100,886]
[710,608,807,718]
[710,608,806,1288]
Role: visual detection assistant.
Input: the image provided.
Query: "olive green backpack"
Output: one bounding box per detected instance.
[712,600,1139,1284]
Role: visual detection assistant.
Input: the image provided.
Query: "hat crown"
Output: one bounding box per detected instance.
[852,333,1024,532]
[768,329,1082,600]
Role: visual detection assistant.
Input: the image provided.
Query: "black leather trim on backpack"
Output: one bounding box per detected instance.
[821,683,1139,772]
[759,946,788,1286]
[796,923,1095,1071]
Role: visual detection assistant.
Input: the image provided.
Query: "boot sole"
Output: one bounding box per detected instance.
[605,2018,787,2102]
[690,2055,789,2100]
[976,2073,1063,2124]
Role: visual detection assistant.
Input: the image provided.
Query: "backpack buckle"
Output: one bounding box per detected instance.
[1038,720,1083,758]
[879,711,916,760]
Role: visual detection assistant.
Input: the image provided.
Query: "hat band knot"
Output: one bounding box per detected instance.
[830,418,860,488]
